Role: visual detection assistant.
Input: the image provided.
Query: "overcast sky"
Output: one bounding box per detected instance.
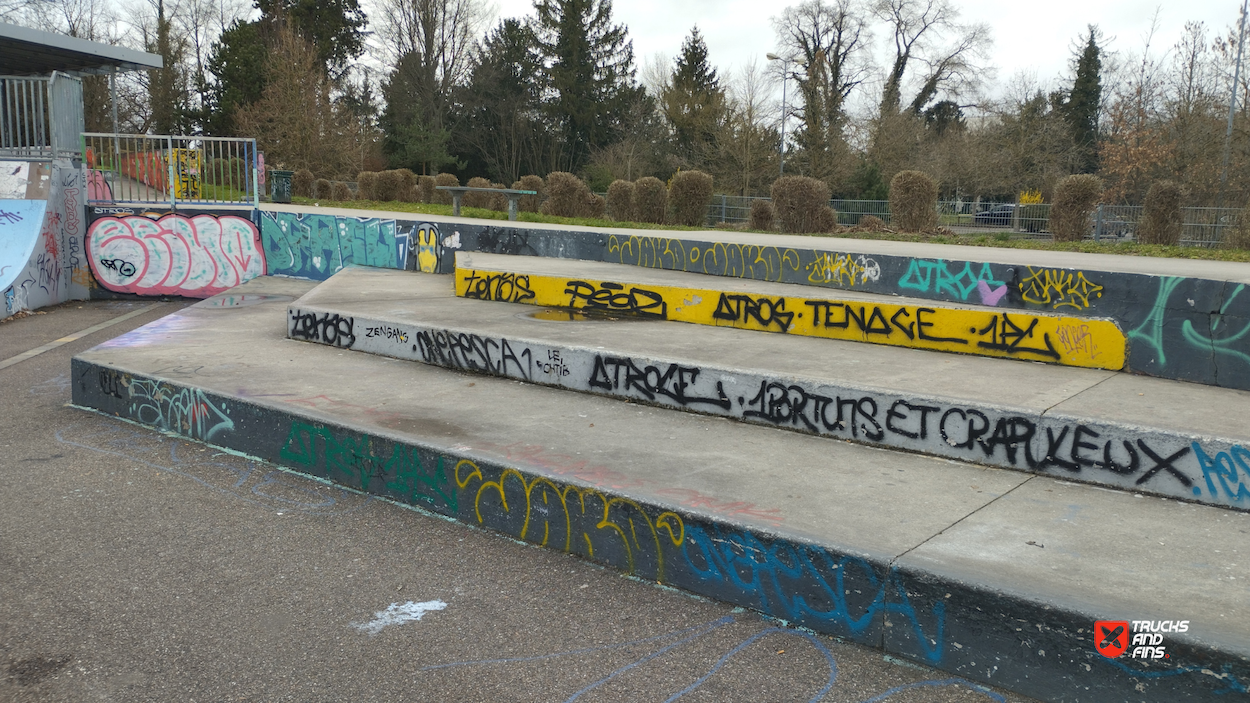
[493,0,1246,104]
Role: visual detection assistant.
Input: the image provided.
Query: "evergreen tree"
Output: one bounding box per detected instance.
[381,51,460,174]
[1063,25,1103,173]
[254,0,367,79]
[662,26,726,164]
[532,0,645,171]
[455,19,548,182]
[205,19,268,135]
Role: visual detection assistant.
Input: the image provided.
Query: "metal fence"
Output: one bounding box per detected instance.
[82,133,260,207]
[1,73,83,159]
[703,196,1243,247]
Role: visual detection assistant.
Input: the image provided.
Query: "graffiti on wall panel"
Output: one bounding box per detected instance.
[453,266,1127,370]
[317,313,1244,508]
[259,211,423,280]
[608,235,802,283]
[806,252,881,286]
[898,259,1008,306]
[87,213,265,298]
[95,368,235,440]
[1018,267,1104,310]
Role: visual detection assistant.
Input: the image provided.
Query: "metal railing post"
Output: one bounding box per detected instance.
[1094,203,1103,241]
[167,136,176,209]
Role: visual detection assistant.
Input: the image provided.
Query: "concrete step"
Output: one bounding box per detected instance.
[287,265,1250,512]
[72,274,1250,702]
[452,252,1128,371]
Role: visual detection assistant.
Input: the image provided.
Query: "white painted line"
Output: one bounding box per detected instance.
[352,600,447,636]
[0,303,162,371]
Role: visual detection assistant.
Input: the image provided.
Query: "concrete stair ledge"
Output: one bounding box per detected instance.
[72,275,1250,702]
[289,266,1250,512]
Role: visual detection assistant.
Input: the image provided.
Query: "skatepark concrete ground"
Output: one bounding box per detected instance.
[0,298,1037,702]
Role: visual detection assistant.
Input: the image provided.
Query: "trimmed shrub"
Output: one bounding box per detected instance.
[859,214,886,231]
[585,192,607,219]
[748,199,774,230]
[356,171,378,200]
[669,170,714,227]
[313,178,332,200]
[1050,174,1103,242]
[512,175,545,212]
[434,173,459,204]
[540,171,595,218]
[488,183,509,212]
[416,175,436,203]
[771,176,836,234]
[463,176,493,208]
[375,169,405,202]
[292,169,315,198]
[396,169,417,202]
[1138,180,1184,246]
[607,179,635,221]
[331,181,353,201]
[207,158,247,187]
[633,176,668,224]
[889,170,938,232]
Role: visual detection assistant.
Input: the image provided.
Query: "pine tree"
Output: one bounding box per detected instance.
[533,0,645,171]
[662,26,726,163]
[1063,25,1103,174]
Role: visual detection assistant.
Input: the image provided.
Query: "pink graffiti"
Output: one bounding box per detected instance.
[88,214,265,298]
[86,170,112,202]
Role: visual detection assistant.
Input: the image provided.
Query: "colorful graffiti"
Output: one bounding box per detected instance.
[454,265,1127,369]
[259,211,412,280]
[88,213,265,298]
[1019,267,1104,310]
[898,259,1008,306]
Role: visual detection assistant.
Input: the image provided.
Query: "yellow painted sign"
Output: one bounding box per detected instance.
[454,266,1127,369]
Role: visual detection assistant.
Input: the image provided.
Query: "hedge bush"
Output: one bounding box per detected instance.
[463,176,493,208]
[633,176,667,224]
[434,173,459,204]
[488,183,509,212]
[540,172,596,218]
[669,170,714,227]
[375,170,405,202]
[356,171,378,200]
[313,178,332,200]
[512,175,545,212]
[331,182,353,201]
[1138,180,1183,245]
[748,199,774,230]
[607,179,635,221]
[771,176,835,234]
[859,214,886,231]
[417,175,436,204]
[397,169,417,202]
[1050,174,1103,242]
[889,170,938,232]
[292,169,315,198]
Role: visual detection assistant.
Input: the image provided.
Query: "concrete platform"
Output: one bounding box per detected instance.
[288,265,1250,511]
[72,274,1250,702]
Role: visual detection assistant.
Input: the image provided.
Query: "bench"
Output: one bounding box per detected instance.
[436,186,538,221]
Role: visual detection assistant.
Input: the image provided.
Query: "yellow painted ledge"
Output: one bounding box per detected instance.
[454,265,1126,370]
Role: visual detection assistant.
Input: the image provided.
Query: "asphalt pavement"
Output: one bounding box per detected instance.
[0,300,1037,701]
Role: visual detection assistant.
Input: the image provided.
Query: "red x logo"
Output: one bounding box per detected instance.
[1095,621,1129,658]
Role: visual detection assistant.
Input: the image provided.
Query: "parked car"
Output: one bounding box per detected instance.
[972,204,1015,227]
[972,204,1046,233]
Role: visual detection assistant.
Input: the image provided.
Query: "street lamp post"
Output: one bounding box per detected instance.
[766,53,792,178]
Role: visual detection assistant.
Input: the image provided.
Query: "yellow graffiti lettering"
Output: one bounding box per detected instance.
[455,265,1126,370]
[453,459,684,579]
[1019,268,1104,310]
[806,252,881,286]
[608,234,800,283]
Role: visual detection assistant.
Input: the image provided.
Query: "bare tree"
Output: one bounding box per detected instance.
[716,58,779,195]
[873,0,990,116]
[372,0,490,88]
[772,0,870,183]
